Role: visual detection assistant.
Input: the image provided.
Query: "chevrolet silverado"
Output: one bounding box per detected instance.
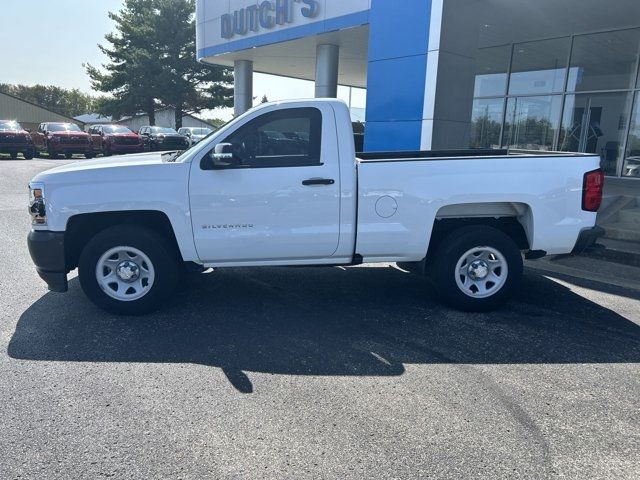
[27,99,604,315]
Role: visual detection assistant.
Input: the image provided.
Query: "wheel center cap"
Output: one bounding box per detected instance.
[468,260,489,280]
[116,261,140,282]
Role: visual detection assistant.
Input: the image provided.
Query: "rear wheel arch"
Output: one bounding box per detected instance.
[427,202,533,256]
[398,209,532,276]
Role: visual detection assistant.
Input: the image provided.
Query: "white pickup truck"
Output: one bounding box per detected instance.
[28,99,604,315]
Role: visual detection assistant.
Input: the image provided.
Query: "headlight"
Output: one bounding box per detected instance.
[28,183,46,225]
[51,136,61,143]
[150,135,158,140]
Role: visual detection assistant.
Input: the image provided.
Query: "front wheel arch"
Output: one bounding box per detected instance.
[64,211,183,272]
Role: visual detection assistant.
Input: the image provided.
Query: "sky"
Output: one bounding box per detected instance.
[0,0,366,121]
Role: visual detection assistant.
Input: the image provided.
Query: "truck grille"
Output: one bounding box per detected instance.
[60,137,89,145]
[163,137,186,145]
[114,137,139,145]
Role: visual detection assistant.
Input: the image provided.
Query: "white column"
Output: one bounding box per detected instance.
[234,60,254,116]
[315,44,339,98]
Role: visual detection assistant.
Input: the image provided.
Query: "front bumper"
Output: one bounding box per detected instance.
[0,145,34,154]
[27,230,68,292]
[572,226,605,255]
[110,143,144,152]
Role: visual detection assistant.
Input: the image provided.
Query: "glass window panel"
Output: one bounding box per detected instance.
[223,107,322,168]
[509,38,570,95]
[503,95,562,151]
[559,92,633,176]
[473,45,511,97]
[469,98,504,148]
[568,28,640,92]
[624,93,640,177]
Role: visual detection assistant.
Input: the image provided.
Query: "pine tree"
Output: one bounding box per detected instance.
[86,0,233,127]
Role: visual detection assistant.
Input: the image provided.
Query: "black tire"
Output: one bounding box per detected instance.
[426,225,523,312]
[48,145,58,159]
[65,152,73,159]
[78,225,180,315]
[85,152,94,159]
[103,144,112,156]
[9,153,17,160]
[23,149,34,160]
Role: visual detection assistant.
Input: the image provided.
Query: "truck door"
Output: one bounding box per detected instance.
[189,105,341,264]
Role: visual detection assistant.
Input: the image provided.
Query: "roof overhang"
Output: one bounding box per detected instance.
[196,0,370,87]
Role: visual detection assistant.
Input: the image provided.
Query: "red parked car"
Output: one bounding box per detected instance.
[88,124,144,156]
[0,120,35,159]
[33,122,93,159]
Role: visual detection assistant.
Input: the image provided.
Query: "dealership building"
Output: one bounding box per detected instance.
[196,0,640,185]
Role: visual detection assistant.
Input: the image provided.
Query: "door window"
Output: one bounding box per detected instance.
[470,98,505,148]
[222,108,322,168]
[623,93,640,177]
[503,95,563,151]
[509,38,570,95]
[559,92,633,175]
[568,29,640,92]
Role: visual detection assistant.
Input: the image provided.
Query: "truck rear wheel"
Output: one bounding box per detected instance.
[78,225,180,315]
[427,226,523,312]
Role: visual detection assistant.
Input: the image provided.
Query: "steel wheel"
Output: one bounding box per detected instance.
[95,246,155,302]
[454,246,508,299]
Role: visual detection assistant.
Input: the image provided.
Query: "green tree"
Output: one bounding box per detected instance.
[86,0,233,127]
[0,83,99,118]
[85,0,162,124]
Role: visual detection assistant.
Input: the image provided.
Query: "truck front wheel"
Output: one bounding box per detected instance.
[427,226,523,312]
[78,225,179,315]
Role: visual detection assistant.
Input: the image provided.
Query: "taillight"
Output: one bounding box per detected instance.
[582,169,604,212]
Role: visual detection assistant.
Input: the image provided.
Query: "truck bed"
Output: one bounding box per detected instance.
[354,149,602,262]
[357,149,595,162]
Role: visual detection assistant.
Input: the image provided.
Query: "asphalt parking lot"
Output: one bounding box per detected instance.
[1,158,639,479]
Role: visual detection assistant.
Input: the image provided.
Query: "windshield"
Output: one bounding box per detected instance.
[48,124,82,132]
[188,128,212,135]
[103,126,132,134]
[150,127,178,134]
[0,121,22,131]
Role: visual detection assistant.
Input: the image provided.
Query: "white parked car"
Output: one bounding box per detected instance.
[27,99,604,315]
[178,127,213,146]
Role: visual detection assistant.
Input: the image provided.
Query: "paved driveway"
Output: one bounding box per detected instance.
[1,159,639,479]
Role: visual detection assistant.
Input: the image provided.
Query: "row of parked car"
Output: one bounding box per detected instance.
[0,120,213,159]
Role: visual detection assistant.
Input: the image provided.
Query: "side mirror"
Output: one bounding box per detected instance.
[201,143,240,170]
